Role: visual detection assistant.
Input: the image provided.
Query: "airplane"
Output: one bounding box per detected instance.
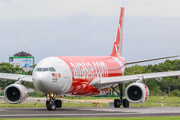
[0,7,180,111]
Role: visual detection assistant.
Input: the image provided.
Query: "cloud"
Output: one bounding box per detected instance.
[0,0,180,64]
[125,0,180,18]
[0,0,180,21]
[0,0,122,21]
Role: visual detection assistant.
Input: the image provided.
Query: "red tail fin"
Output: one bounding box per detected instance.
[111,7,124,57]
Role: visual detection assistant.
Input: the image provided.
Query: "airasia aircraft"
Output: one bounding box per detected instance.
[0,7,180,110]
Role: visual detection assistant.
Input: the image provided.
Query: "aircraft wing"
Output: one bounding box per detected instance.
[0,73,32,82]
[89,71,180,87]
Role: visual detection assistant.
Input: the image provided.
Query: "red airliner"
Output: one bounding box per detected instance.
[0,7,180,110]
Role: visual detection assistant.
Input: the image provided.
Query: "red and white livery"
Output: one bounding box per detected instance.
[1,7,180,110]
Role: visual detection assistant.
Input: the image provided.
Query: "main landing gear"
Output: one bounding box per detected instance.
[46,93,62,110]
[111,84,130,108]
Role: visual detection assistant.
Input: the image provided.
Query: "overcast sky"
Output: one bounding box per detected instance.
[0,0,180,66]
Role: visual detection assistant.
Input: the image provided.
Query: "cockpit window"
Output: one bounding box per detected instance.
[37,68,42,71]
[49,67,56,72]
[43,68,49,72]
[36,67,56,72]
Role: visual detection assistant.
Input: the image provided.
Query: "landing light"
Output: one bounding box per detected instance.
[50,93,54,98]
[46,94,50,99]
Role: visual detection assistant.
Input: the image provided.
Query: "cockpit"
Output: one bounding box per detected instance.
[32,56,72,97]
[35,67,56,72]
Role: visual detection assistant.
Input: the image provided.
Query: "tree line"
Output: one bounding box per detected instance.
[124,59,180,96]
[0,59,180,96]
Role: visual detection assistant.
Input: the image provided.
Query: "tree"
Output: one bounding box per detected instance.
[0,62,23,89]
[118,59,180,96]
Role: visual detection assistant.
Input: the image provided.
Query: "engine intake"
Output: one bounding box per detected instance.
[125,83,149,103]
[4,84,28,104]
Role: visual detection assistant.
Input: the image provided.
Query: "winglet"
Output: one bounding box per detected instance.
[111,7,124,57]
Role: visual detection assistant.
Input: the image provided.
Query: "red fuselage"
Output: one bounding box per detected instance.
[57,56,126,96]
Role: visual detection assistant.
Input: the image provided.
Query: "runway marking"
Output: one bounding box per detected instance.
[0,107,180,118]
[0,113,150,117]
[0,112,178,117]
[80,108,180,113]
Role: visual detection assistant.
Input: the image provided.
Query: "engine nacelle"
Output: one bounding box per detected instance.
[125,83,149,103]
[4,84,28,104]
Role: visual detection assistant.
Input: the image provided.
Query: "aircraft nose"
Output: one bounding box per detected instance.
[33,72,51,93]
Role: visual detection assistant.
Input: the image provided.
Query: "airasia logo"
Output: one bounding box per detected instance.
[70,61,108,79]
[144,85,149,101]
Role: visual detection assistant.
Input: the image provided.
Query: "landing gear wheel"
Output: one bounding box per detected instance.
[46,100,56,110]
[114,99,121,108]
[55,100,62,108]
[50,102,56,111]
[46,100,51,110]
[112,84,129,108]
[123,99,129,108]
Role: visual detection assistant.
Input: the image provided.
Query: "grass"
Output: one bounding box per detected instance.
[0,96,180,120]
[66,96,180,108]
[0,102,108,108]
[130,96,180,107]
[67,96,180,107]
[1,96,180,108]
[0,103,46,108]
[1,117,180,120]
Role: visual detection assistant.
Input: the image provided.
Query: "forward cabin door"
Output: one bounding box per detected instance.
[59,62,69,79]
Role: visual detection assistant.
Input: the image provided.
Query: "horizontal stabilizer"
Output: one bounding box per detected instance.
[126,55,180,65]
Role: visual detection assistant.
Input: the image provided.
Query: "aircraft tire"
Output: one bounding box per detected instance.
[55,100,62,108]
[50,102,56,111]
[114,99,121,108]
[123,99,129,108]
[46,100,52,110]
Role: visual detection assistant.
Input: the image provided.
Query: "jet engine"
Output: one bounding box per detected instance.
[125,83,149,103]
[4,84,28,104]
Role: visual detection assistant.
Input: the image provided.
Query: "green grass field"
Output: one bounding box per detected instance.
[1,117,180,120]
[1,96,180,108]
[67,96,180,107]
[0,96,180,119]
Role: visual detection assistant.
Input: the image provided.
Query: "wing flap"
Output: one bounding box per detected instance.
[90,71,180,87]
[143,71,180,79]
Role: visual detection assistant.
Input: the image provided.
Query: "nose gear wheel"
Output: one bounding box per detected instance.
[46,94,62,111]
[46,100,56,111]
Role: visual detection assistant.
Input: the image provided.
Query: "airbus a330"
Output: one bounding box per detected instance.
[1,7,180,110]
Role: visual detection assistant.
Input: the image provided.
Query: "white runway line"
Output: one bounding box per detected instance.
[0,113,160,117]
[79,107,180,114]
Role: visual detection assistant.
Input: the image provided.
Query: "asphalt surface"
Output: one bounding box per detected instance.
[1,107,180,118]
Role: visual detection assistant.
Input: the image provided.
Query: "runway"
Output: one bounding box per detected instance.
[0,107,180,118]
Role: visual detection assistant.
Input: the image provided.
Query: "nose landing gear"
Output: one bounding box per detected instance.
[46,100,56,110]
[46,93,62,111]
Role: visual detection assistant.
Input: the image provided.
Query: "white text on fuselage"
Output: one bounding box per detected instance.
[70,62,108,79]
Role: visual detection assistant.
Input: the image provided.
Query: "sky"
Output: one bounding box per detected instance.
[0,0,180,66]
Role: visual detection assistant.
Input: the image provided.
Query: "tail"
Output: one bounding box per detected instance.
[110,7,124,57]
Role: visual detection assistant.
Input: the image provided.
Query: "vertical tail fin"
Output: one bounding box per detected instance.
[111,7,124,57]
